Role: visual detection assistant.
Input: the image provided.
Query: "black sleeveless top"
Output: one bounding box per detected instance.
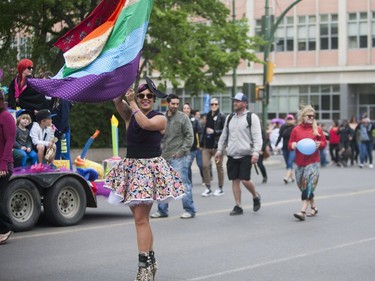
[126,110,164,158]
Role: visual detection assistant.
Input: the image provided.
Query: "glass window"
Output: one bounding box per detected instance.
[297,15,316,51]
[299,86,308,93]
[274,15,294,52]
[360,12,367,20]
[298,16,306,24]
[349,12,369,49]
[332,95,340,110]
[321,95,330,110]
[349,13,357,21]
[320,14,328,22]
[321,38,328,49]
[320,14,338,50]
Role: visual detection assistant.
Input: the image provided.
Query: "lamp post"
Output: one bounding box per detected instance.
[262,0,303,128]
[232,0,237,97]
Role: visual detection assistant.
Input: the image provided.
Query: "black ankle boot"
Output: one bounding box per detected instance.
[149,251,158,281]
[135,253,151,281]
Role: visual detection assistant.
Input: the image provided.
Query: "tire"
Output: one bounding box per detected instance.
[6,179,41,232]
[43,177,87,226]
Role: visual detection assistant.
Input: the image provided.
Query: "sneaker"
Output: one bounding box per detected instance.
[150,212,168,218]
[229,205,243,216]
[262,177,267,184]
[253,193,261,212]
[180,212,195,219]
[369,164,374,169]
[283,177,288,184]
[201,188,212,197]
[213,188,224,196]
[359,164,364,169]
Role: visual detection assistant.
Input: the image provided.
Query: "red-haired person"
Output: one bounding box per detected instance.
[7,59,49,120]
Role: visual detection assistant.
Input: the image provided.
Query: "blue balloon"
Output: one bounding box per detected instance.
[296,138,316,155]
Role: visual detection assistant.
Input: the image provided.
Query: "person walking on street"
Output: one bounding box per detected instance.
[329,120,341,166]
[0,90,16,245]
[182,103,203,185]
[151,94,196,219]
[257,128,269,184]
[348,115,359,166]
[275,114,296,183]
[215,93,262,216]
[288,105,327,221]
[201,98,226,197]
[105,78,186,280]
[356,117,374,168]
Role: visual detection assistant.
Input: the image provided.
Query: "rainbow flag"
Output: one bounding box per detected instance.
[29,0,153,103]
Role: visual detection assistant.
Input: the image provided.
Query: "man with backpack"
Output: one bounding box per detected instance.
[215,93,262,215]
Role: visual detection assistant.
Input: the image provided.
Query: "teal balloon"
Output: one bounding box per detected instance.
[296,138,316,155]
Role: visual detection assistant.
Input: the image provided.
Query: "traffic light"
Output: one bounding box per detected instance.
[242,83,256,102]
[256,86,264,100]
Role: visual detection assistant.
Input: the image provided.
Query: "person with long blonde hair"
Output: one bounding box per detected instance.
[288,105,327,221]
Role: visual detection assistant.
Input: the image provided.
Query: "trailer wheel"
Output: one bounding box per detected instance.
[43,177,87,226]
[6,179,41,232]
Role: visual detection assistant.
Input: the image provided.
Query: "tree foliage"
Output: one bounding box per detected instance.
[0,0,262,147]
[143,0,261,94]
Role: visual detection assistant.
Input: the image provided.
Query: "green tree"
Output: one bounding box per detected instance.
[142,0,261,94]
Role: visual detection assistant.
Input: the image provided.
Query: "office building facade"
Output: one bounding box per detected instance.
[180,0,375,122]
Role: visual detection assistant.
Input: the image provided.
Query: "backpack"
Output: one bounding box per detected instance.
[226,111,252,131]
[226,112,254,147]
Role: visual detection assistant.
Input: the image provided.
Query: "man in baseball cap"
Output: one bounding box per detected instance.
[232,92,248,102]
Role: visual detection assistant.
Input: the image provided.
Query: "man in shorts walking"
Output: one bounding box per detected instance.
[215,93,262,215]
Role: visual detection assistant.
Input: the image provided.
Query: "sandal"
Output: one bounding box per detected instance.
[307,207,318,217]
[293,211,306,221]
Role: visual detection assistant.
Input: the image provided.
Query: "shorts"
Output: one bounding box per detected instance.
[227,155,252,181]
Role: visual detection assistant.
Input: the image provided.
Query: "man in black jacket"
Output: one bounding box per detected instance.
[201,98,226,197]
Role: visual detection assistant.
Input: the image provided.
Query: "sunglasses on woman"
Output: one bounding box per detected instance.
[137,93,155,100]
[27,66,34,70]
[304,114,315,119]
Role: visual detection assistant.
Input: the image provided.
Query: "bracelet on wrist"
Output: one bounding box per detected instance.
[132,109,140,115]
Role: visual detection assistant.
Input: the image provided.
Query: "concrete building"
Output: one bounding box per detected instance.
[178,0,375,123]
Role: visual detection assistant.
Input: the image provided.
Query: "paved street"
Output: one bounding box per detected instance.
[1,155,375,281]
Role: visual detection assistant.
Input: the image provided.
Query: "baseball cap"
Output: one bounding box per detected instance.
[36,109,56,122]
[232,93,248,102]
[16,109,28,118]
[286,114,295,120]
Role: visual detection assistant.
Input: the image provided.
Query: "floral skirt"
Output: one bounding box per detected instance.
[104,156,185,206]
[295,162,320,200]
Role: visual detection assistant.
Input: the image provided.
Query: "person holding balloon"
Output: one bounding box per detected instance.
[288,105,327,221]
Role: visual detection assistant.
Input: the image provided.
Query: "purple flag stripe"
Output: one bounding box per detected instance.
[29,52,141,103]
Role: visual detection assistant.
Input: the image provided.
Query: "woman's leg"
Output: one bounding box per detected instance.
[131,203,154,280]
[131,203,154,253]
